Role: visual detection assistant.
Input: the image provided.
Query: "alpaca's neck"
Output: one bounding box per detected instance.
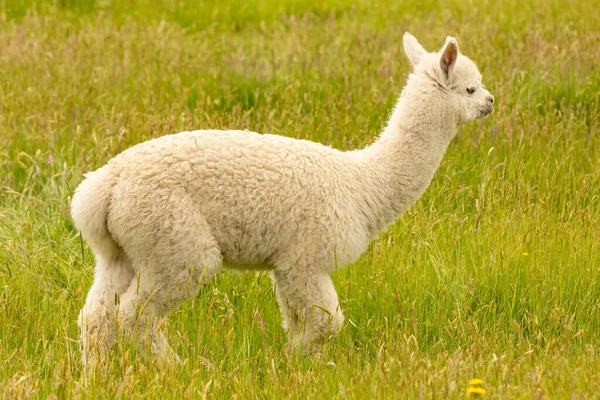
[356,81,458,232]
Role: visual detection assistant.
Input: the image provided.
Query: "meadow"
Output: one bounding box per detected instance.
[1,0,599,398]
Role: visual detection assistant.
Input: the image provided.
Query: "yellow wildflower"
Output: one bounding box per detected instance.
[467,379,486,396]
[467,387,486,394]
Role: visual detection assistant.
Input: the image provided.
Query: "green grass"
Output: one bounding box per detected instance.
[1,0,599,398]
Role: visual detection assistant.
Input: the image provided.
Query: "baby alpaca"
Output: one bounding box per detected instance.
[72,33,494,369]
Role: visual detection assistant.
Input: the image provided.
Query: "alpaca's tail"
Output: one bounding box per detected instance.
[71,166,120,259]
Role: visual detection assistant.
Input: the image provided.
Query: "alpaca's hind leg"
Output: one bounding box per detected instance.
[116,206,222,363]
[78,253,134,370]
[116,259,220,363]
[270,267,344,353]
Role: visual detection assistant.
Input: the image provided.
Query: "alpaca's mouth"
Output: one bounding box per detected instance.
[478,104,494,119]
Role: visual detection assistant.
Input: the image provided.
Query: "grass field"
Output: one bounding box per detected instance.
[1,0,599,398]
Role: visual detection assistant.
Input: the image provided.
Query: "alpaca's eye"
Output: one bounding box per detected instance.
[466,87,476,94]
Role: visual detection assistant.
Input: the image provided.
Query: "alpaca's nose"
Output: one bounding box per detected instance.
[486,95,495,104]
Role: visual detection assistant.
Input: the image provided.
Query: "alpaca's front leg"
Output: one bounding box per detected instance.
[270,268,344,353]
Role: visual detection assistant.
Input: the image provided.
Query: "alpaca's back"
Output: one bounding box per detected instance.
[102,130,363,268]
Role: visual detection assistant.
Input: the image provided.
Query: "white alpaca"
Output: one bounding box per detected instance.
[72,33,494,369]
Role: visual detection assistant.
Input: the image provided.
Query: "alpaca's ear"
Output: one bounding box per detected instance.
[403,32,427,67]
[439,36,459,78]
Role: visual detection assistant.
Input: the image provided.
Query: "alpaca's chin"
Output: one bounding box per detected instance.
[477,105,494,119]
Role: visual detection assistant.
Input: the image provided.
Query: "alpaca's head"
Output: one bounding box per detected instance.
[403,33,494,124]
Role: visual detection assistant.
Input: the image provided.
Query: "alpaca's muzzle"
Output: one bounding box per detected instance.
[478,103,494,119]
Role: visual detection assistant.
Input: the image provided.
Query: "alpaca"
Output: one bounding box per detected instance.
[71,33,494,369]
